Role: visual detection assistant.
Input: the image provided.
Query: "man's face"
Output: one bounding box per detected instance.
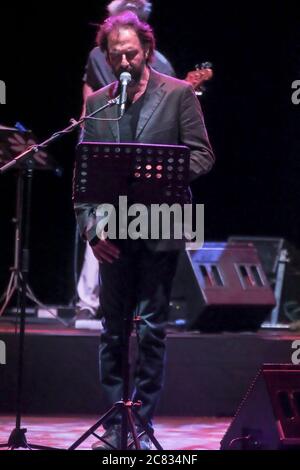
[107,27,148,84]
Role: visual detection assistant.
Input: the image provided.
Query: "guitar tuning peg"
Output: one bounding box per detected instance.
[202,61,213,69]
[195,62,213,70]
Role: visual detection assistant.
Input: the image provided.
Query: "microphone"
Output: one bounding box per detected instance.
[119,72,132,117]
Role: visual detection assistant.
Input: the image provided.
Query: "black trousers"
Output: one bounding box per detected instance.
[98,239,180,428]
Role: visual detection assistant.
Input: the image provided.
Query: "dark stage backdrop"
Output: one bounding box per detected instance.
[0,1,299,305]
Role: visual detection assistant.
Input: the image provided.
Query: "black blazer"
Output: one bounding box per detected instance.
[74,68,215,248]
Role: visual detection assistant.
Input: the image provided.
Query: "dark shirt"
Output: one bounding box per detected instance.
[119,94,146,142]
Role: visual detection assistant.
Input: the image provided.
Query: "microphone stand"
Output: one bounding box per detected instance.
[0,97,119,450]
[0,98,119,174]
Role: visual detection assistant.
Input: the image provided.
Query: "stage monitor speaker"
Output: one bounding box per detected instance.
[172,242,276,332]
[227,236,284,282]
[227,237,300,326]
[220,364,300,450]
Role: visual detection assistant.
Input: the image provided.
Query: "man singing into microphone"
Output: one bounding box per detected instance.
[74,11,214,450]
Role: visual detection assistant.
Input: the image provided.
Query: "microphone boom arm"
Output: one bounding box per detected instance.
[0,97,119,174]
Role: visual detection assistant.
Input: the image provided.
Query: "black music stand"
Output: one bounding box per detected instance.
[0,125,61,318]
[69,142,190,450]
[0,126,65,450]
[73,141,190,205]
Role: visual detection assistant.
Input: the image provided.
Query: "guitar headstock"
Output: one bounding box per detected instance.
[185,61,213,95]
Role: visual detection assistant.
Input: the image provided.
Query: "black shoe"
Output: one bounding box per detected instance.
[138,433,152,450]
[76,307,96,320]
[68,307,94,326]
[95,306,104,319]
[69,307,103,330]
[128,429,153,450]
[92,425,121,450]
[92,425,153,450]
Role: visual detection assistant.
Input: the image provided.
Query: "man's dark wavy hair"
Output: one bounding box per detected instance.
[97,11,155,64]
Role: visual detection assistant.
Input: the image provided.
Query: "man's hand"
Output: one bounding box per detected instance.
[90,238,120,264]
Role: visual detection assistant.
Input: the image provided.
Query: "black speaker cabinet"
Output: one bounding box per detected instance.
[220,364,300,450]
[227,236,284,280]
[172,242,276,332]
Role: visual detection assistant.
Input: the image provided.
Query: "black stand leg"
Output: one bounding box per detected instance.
[0,171,69,326]
[0,165,62,450]
[67,224,80,312]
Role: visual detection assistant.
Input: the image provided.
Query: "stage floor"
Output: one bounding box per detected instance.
[0,319,299,417]
[0,415,230,450]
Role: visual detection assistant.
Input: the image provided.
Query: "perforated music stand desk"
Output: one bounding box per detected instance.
[73,142,190,205]
[0,125,57,171]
